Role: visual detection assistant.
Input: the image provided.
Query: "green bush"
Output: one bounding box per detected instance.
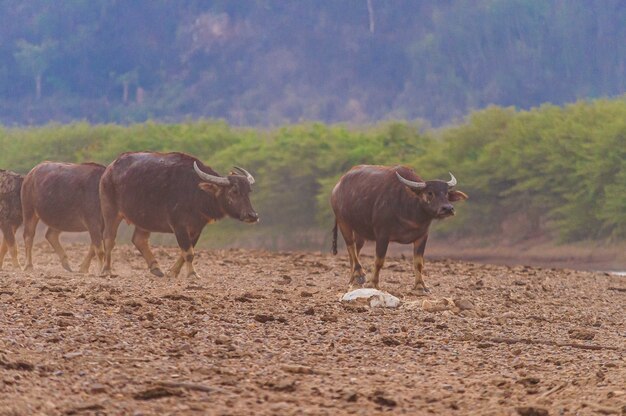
[1,97,625,247]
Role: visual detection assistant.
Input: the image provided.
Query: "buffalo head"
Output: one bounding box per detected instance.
[396,171,468,219]
[194,162,259,223]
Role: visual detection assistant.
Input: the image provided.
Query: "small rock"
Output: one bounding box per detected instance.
[370,391,397,407]
[320,314,338,323]
[133,386,182,400]
[303,307,315,315]
[517,377,540,387]
[63,351,83,359]
[89,383,107,394]
[345,392,358,402]
[515,406,549,416]
[254,314,275,323]
[422,298,454,312]
[380,336,401,347]
[281,364,315,374]
[341,288,400,308]
[607,390,624,398]
[278,276,292,285]
[568,329,595,340]
[454,299,475,310]
[214,335,231,345]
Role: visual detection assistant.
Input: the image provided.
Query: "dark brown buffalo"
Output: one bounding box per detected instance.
[331,165,468,293]
[21,162,106,273]
[0,169,24,270]
[99,152,258,278]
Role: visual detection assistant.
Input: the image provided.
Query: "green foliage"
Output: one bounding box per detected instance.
[1,97,625,247]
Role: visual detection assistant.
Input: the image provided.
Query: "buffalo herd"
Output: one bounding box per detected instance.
[0,151,467,292]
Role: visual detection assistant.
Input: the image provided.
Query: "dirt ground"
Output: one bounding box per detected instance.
[1,242,624,416]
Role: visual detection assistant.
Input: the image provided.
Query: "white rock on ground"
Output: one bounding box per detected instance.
[340,288,401,308]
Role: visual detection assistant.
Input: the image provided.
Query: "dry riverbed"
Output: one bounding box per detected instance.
[1,243,625,415]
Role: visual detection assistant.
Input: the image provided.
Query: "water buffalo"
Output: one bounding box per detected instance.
[99,152,258,278]
[21,162,106,273]
[0,169,24,270]
[331,165,468,293]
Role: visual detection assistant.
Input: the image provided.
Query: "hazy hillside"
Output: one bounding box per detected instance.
[1,0,626,126]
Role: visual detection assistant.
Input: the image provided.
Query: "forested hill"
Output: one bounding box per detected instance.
[1,0,626,127]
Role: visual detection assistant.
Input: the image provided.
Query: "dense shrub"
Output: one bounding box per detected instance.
[1,98,625,247]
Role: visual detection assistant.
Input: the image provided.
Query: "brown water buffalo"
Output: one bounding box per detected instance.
[99,151,258,278]
[21,162,106,273]
[0,169,24,270]
[331,165,468,293]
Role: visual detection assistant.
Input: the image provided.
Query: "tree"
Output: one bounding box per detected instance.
[13,39,57,100]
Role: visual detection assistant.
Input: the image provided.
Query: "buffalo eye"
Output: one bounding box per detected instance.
[427,191,434,198]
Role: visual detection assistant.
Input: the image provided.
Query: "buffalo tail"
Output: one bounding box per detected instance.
[331,220,338,255]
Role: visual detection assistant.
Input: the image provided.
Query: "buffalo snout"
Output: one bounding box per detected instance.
[437,204,455,218]
[242,212,259,223]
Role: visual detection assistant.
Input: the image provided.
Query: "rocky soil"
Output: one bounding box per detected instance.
[1,243,625,415]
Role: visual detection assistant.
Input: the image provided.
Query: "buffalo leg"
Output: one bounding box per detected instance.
[22,211,39,271]
[45,227,72,272]
[355,234,365,256]
[365,237,389,289]
[412,234,430,294]
[101,214,123,277]
[9,226,20,268]
[173,227,198,278]
[0,226,22,270]
[0,236,7,270]
[78,245,96,274]
[168,231,201,278]
[337,221,365,286]
[82,221,105,274]
[132,227,163,277]
[0,225,20,269]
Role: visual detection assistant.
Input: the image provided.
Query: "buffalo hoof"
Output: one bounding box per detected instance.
[78,266,90,274]
[23,265,34,272]
[354,275,366,286]
[150,267,164,277]
[62,262,73,273]
[411,286,431,296]
[363,281,379,289]
[99,268,117,278]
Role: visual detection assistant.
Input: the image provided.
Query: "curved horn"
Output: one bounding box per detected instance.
[396,172,426,189]
[447,172,457,187]
[233,166,255,185]
[193,161,230,186]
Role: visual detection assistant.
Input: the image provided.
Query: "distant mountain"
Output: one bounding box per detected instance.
[1,0,625,126]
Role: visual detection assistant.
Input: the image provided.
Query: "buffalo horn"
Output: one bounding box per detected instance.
[193,161,230,186]
[396,172,426,189]
[233,166,255,185]
[447,172,457,187]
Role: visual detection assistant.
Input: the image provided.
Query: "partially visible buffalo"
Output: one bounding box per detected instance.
[99,152,258,278]
[0,169,24,270]
[21,162,106,272]
[331,165,468,293]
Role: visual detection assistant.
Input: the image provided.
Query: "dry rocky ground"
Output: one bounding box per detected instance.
[1,242,625,415]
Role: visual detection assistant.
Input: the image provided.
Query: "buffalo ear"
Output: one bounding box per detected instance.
[199,182,224,196]
[448,190,468,201]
